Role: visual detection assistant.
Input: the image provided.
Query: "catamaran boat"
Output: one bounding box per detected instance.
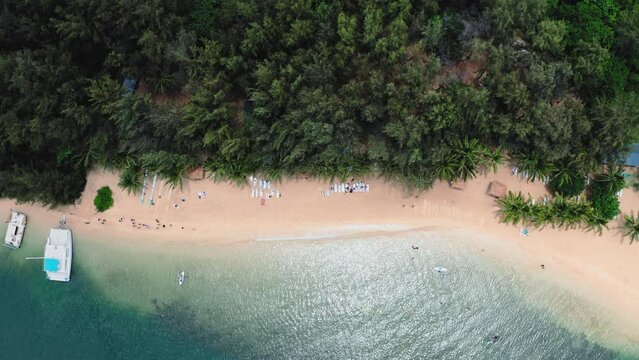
[43,228,73,282]
[4,210,27,249]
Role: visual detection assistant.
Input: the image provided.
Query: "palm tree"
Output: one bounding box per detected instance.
[163,156,193,190]
[162,170,187,190]
[76,133,108,168]
[110,93,150,135]
[149,73,176,95]
[530,203,554,229]
[454,137,483,181]
[403,167,435,191]
[88,75,122,114]
[482,145,505,174]
[434,157,457,181]
[497,191,530,225]
[564,200,592,229]
[206,159,253,186]
[622,212,639,244]
[118,167,143,195]
[595,165,625,195]
[583,212,609,235]
[551,163,574,188]
[550,195,569,228]
[141,151,192,190]
[513,152,555,182]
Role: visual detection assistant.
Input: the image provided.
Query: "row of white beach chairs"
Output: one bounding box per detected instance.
[249,176,272,190]
[331,182,370,193]
[249,176,281,199]
[251,188,281,198]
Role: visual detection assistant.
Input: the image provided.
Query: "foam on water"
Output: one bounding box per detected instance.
[0,220,636,359]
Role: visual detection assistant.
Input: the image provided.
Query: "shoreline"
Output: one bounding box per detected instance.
[2,167,639,347]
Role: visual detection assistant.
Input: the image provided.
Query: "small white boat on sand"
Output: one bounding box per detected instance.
[434,267,448,273]
[178,271,186,285]
[4,210,27,249]
[43,228,73,282]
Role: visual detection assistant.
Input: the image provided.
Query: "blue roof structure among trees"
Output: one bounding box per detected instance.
[626,144,639,167]
[122,78,137,94]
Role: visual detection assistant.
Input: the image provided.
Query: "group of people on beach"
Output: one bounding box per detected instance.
[110,216,195,231]
[172,190,208,209]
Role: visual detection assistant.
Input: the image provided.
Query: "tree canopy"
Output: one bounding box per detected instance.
[94,186,114,212]
[1,0,638,206]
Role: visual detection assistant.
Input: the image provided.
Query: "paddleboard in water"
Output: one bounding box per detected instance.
[434,267,448,273]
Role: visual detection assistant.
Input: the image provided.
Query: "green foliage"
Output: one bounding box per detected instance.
[483,146,505,174]
[587,168,624,221]
[548,165,587,197]
[421,16,444,52]
[615,4,639,84]
[571,41,613,93]
[118,161,144,195]
[623,212,639,244]
[427,13,465,62]
[532,20,568,54]
[590,191,620,221]
[513,153,555,182]
[497,192,533,225]
[558,0,619,49]
[592,167,625,195]
[1,0,638,207]
[496,191,610,232]
[141,151,193,190]
[94,186,114,212]
[589,93,639,159]
[488,0,548,40]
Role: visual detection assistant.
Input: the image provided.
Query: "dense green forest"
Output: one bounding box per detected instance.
[1,0,639,206]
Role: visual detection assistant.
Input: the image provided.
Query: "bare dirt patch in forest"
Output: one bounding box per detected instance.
[137,80,189,106]
[432,58,486,89]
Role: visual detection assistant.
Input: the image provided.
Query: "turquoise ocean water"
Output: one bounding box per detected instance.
[0,219,637,360]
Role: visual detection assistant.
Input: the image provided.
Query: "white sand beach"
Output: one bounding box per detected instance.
[2,167,639,344]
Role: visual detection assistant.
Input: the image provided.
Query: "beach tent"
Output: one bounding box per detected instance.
[487,181,507,198]
[450,180,467,190]
[43,258,59,272]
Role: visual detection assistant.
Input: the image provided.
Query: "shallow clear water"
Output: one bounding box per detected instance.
[0,220,636,359]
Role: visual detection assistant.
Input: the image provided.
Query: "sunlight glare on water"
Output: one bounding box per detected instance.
[0,221,635,359]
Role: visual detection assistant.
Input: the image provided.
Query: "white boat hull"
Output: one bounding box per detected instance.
[4,211,27,249]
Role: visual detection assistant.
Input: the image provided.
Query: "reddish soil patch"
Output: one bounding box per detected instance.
[136,80,189,106]
[432,58,486,89]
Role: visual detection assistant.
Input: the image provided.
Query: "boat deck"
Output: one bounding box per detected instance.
[4,212,26,248]
[44,228,72,282]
